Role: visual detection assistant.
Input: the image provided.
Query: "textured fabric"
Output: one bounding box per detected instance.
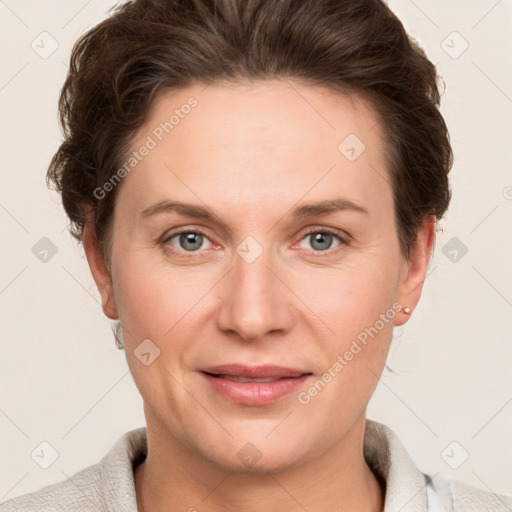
[2,419,511,511]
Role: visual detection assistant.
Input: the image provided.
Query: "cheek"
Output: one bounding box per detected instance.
[294,256,400,339]
[111,251,216,354]
[112,261,196,408]
[299,276,396,428]
[292,254,399,401]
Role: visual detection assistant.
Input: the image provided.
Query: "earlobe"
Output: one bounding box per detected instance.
[82,217,118,320]
[394,218,436,326]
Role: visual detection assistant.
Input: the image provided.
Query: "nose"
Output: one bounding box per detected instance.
[216,242,296,343]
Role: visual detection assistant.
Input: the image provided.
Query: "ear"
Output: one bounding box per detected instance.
[82,215,118,320]
[394,217,436,326]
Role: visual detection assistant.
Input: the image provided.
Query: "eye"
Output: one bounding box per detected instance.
[163,228,214,253]
[296,227,348,253]
[161,226,349,256]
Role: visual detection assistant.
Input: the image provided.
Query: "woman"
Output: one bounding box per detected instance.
[2,0,511,511]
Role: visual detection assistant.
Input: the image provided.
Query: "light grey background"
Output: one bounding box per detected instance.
[1,0,511,502]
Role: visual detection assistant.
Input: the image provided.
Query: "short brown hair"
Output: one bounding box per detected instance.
[48,0,452,263]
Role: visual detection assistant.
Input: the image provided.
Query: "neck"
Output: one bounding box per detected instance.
[135,413,385,512]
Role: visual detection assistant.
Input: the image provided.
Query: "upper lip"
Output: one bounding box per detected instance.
[199,364,310,379]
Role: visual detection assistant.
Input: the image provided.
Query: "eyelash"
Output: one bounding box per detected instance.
[161,226,350,258]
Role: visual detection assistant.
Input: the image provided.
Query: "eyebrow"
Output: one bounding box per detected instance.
[140,198,369,223]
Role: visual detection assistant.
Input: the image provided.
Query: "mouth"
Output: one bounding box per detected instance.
[208,375,293,383]
[198,364,313,406]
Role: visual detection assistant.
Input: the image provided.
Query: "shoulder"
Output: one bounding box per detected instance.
[434,474,512,511]
[0,426,146,512]
[364,419,512,512]
[446,479,512,512]
[0,462,104,511]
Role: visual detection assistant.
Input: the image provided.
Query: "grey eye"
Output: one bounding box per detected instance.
[166,231,212,252]
[297,230,343,252]
[309,232,334,251]
[178,232,204,251]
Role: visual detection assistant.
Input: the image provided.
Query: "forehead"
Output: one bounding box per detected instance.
[117,78,391,218]
[138,78,382,153]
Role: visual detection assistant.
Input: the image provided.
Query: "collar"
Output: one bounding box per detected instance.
[363,419,451,511]
[97,419,446,512]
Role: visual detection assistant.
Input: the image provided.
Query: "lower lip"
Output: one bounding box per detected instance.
[200,372,312,406]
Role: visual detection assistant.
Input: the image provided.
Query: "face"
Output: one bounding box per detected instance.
[85,79,432,472]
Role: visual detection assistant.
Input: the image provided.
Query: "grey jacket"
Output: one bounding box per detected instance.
[2,419,511,511]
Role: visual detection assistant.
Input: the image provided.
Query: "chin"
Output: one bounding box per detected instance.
[194,429,311,474]
[208,448,307,475]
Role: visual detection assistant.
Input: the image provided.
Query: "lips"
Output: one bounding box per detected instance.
[200,364,308,379]
[198,364,313,406]
[217,375,284,383]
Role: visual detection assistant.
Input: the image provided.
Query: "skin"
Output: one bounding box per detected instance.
[83,78,435,512]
